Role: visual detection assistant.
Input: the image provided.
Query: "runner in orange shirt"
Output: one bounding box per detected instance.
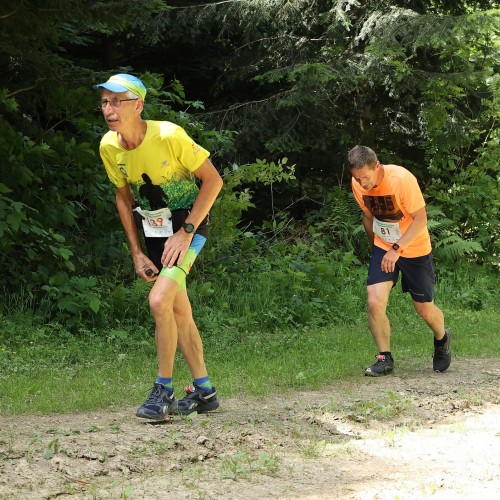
[349,145,451,376]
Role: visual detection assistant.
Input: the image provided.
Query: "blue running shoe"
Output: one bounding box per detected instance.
[175,383,220,415]
[136,383,176,420]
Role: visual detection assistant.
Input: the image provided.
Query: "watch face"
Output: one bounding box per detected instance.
[183,223,195,233]
[392,243,400,251]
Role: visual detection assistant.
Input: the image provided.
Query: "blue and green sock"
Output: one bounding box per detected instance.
[156,376,173,394]
[194,376,213,392]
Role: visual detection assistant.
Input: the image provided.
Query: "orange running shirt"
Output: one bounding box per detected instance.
[352,164,431,258]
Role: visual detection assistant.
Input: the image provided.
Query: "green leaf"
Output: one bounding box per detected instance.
[89,297,101,314]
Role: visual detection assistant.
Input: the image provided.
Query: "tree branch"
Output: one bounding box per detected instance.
[1,10,18,19]
[174,0,244,9]
[7,85,37,97]
[199,91,291,116]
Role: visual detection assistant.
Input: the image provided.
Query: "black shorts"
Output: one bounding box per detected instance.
[133,207,209,270]
[367,245,435,303]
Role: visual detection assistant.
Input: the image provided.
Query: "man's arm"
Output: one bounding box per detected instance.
[115,184,158,280]
[362,211,375,246]
[381,206,427,273]
[393,206,427,250]
[161,159,223,268]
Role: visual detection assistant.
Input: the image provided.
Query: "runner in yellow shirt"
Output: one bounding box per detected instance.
[95,73,223,418]
[349,145,451,376]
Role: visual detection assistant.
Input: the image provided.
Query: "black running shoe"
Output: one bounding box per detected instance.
[136,383,176,420]
[175,383,220,415]
[433,329,452,372]
[365,354,394,377]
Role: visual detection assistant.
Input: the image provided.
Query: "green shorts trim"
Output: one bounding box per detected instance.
[158,234,206,290]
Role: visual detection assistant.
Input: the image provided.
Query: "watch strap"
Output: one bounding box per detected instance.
[392,243,404,254]
[182,222,195,234]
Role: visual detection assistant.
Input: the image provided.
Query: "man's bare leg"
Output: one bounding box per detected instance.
[149,276,181,378]
[413,300,451,372]
[174,289,208,379]
[173,289,219,414]
[367,281,394,352]
[135,276,179,420]
[412,300,446,340]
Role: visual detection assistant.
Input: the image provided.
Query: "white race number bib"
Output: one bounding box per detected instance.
[136,207,173,238]
[373,218,402,243]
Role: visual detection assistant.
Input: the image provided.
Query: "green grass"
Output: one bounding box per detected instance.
[1,290,498,416]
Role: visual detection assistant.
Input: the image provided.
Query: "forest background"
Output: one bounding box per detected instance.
[0,0,498,414]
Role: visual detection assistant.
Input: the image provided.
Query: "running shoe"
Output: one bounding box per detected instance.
[365,354,394,377]
[433,329,452,372]
[175,383,220,415]
[136,383,176,420]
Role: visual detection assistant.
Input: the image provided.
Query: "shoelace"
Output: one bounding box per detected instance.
[145,385,172,403]
[145,387,162,403]
[434,345,448,356]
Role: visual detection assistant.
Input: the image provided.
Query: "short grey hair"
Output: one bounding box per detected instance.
[347,145,378,169]
[125,90,140,100]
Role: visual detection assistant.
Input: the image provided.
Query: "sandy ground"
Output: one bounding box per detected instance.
[1,357,499,499]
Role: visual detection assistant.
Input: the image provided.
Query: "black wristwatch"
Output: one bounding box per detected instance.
[392,243,403,254]
[182,222,195,234]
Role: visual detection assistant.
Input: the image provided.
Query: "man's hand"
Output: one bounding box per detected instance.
[161,230,193,268]
[381,249,400,273]
[133,253,159,282]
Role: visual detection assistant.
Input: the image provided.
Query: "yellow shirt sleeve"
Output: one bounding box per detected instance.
[169,126,210,173]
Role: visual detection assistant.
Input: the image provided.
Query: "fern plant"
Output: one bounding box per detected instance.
[426,205,484,263]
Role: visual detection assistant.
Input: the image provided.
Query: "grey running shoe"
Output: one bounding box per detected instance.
[136,383,176,420]
[174,383,220,415]
[433,329,452,372]
[365,354,394,377]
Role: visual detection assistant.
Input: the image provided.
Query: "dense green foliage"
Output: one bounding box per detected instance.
[159,0,500,260]
[0,0,498,334]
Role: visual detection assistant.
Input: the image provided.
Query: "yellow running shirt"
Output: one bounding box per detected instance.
[99,120,210,211]
[352,164,432,258]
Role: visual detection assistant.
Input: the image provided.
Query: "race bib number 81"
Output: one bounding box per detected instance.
[136,207,173,238]
[373,218,402,243]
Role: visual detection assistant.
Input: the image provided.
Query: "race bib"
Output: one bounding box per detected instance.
[373,218,402,243]
[136,207,173,238]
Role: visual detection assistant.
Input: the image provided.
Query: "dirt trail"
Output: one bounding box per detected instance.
[1,358,499,499]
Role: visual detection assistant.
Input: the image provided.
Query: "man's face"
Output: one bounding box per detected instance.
[100,89,138,132]
[351,162,381,191]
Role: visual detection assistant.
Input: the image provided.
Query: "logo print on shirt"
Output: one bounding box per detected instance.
[192,143,201,155]
[138,173,169,210]
[362,195,404,222]
[161,160,169,168]
[118,164,128,177]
